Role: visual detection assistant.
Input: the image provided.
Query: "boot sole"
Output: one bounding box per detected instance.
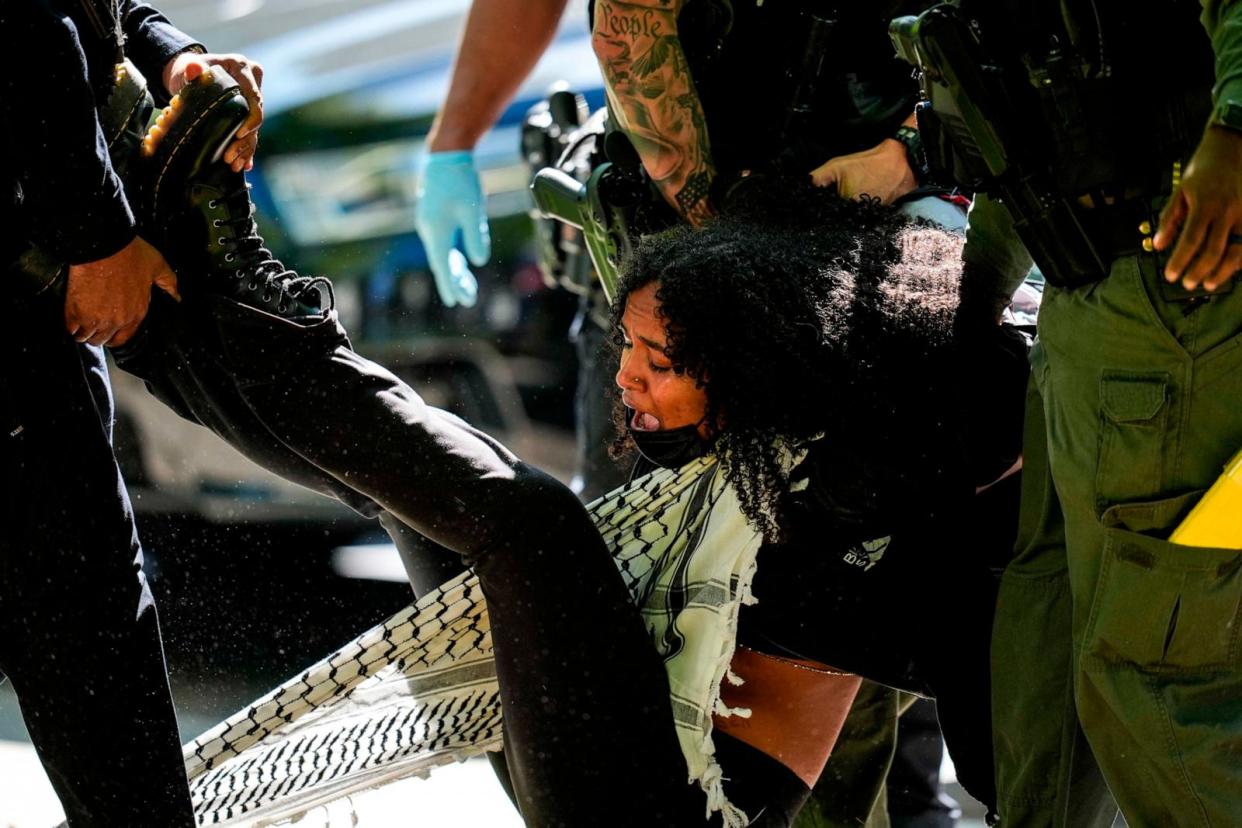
[140,67,251,230]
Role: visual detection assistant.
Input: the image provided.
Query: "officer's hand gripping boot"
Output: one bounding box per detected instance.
[137,68,331,318]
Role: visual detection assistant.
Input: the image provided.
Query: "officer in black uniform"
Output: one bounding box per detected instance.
[0,2,199,824]
[0,2,269,823]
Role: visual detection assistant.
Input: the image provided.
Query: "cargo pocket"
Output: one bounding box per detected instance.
[1081,491,1242,674]
[1095,373,1169,506]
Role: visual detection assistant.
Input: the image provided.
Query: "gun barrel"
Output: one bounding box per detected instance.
[531,168,588,229]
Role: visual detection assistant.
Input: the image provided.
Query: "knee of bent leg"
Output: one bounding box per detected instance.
[474,464,602,565]
[508,464,595,538]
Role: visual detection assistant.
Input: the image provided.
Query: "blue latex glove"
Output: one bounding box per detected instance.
[414,150,489,308]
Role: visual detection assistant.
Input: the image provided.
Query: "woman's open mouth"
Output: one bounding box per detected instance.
[630,409,661,432]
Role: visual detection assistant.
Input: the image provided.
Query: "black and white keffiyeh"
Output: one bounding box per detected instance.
[185,455,763,827]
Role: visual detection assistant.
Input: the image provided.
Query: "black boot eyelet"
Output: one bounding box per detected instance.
[212,219,222,228]
[224,253,236,263]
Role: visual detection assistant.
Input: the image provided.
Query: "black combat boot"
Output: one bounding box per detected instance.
[138,67,331,318]
[169,162,332,317]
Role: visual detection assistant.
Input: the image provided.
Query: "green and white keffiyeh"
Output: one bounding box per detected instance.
[185,454,763,827]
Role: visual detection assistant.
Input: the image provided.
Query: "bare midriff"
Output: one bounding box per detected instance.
[713,646,862,788]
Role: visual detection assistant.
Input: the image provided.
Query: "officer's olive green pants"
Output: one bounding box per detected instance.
[795,680,912,828]
[992,253,1242,826]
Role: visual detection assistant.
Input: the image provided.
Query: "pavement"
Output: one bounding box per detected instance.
[0,739,62,828]
[0,722,521,828]
[0,732,983,828]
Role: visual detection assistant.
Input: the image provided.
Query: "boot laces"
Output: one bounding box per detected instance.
[210,183,334,313]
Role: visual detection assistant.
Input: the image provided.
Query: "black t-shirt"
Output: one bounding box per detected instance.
[627,322,1027,691]
[738,322,1029,686]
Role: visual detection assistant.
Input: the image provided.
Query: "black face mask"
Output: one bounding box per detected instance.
[626,409,710,469]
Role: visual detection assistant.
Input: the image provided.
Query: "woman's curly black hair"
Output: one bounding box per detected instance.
[610,177,965,540]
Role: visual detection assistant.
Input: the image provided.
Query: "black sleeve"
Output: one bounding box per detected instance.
[118,0,203,101]
[1,2,134,263]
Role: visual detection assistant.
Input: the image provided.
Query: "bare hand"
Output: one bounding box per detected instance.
[1154,125,1242,291]
[810,138,917,205]
[64,236,180,347]
[164,51,264,172]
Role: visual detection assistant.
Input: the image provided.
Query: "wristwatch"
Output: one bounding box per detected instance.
[891,125,928,184]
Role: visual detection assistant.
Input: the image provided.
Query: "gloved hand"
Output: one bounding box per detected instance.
[414,150,489,307]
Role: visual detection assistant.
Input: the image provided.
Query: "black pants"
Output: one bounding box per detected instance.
[390,301,644,816]
[0,299,194,827]
[114,293,707,826]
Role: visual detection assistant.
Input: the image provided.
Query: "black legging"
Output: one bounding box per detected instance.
[114,292,708,826]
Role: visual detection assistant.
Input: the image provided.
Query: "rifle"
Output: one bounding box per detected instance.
[890,5,1110,288]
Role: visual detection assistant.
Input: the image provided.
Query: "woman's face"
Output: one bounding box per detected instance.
[615,283,710,436]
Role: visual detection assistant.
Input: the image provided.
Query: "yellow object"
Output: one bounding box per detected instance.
[1142,237,1155,252]
[1139,220,1152,235]
[1170,449,1242,549]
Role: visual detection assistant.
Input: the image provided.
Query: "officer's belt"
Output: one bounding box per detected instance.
[1064,193,1233,300]
[1075,195,1162,261]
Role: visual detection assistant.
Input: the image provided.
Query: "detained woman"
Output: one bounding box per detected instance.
[182,181,1025,827]
[608,180,1026,822]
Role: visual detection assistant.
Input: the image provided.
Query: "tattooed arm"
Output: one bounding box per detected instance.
[591,0,715,225]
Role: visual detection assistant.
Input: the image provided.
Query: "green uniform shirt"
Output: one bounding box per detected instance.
[1204,0,1242,111]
